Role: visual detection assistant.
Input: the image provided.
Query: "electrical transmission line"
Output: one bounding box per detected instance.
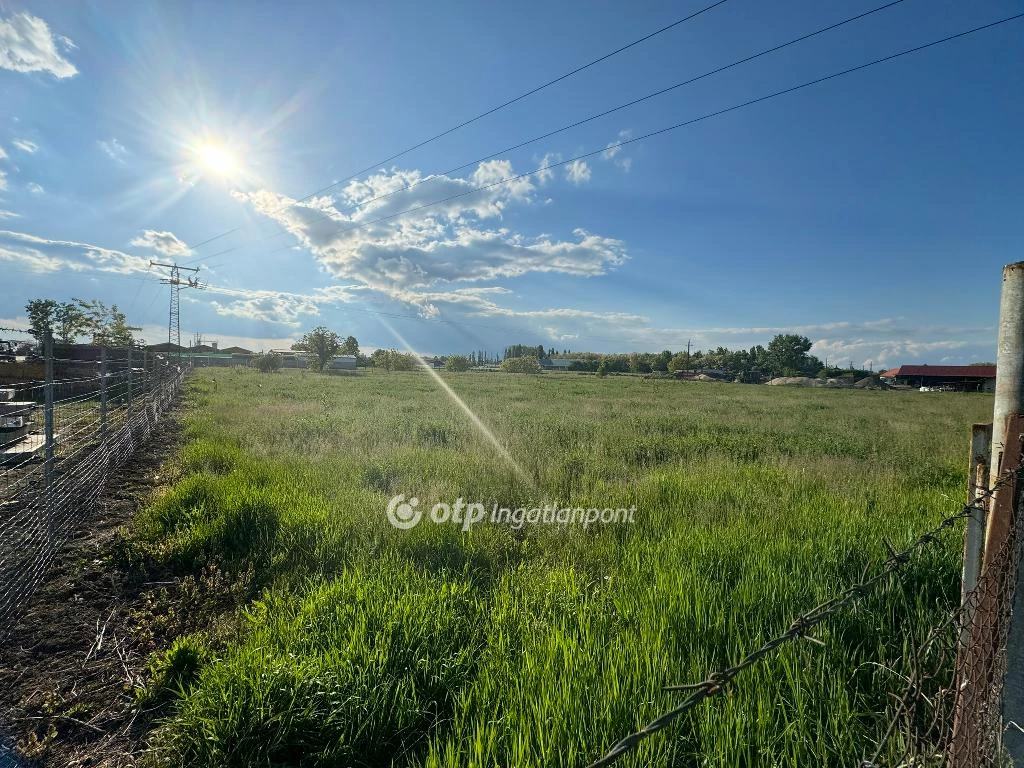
[244,11,1024,250]
[180,0,731,255]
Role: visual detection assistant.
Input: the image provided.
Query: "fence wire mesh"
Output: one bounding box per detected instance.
[0,351,183,642]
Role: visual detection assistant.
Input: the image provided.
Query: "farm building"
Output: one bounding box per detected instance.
[542,358,584,370]
[329,355,357,370]
[879,364,996,392]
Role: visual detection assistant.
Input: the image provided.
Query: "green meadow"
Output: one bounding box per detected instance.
[128,368,992,767]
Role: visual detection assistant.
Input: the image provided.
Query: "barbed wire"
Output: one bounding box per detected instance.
[587,463,1023,768]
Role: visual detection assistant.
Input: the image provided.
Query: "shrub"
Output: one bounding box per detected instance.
[252,352,281,373]
[501,355,542,374]
[445,355,471,372]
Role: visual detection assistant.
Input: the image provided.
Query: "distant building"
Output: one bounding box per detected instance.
[328,355,357,370]
[221,346,253,355]
[542,358,584,370]
[880,364,996,392]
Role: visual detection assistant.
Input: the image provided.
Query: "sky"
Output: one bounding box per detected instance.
[0,0,1021,366]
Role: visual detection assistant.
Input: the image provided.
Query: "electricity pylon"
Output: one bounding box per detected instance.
[150,261,203,363]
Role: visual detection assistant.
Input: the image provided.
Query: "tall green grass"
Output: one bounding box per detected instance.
[130,368,991,767]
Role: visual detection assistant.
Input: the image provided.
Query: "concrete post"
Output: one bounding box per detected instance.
[989,262,1024,489]
[988,261,1024,761]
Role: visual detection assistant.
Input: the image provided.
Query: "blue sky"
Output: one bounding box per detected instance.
[0,0,1021,365]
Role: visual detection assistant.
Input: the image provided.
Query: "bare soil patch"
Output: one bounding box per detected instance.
[0,414,188,767]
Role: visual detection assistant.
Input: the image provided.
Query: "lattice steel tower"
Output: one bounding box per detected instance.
[150,261,202,361]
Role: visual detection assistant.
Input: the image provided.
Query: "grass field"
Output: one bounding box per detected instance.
[127,368,992,767]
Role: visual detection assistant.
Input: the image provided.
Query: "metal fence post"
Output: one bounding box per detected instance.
[43,334,55,549]
[126,344,133,415]
[962,423,993,623]
[983,261,1024,761]
[99,345,108,435]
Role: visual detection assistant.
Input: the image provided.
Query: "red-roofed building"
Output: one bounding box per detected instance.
[879,364,996,392]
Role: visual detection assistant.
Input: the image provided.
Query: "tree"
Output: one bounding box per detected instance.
[766,334,814,377]
[253,352,281,373]
[653,350,672,372]
[54,302,88,344]
[667,352,688,372]
[76,299,139,346]
[25,299,59,342]
[501,355,542,374]
[445,355,471,372]
[293,326,342,372]
[340,335,359,356]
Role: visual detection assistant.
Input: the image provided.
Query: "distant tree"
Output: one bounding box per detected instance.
[445,355,472,372]
[971,361,996,366]
[293,326,342,372]
[54,302,88,344]
[652,350,672,372]
[501,355,542,374]
[387,350,416,371]
[340,335,359,356]
[77,300,139,346]
[253,352,281,373]
[667,352,688,373]
[24,298,59,342]
[596,359,608,377]
[766,334,814,377]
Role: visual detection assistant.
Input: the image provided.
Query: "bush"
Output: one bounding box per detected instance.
[501,355,542,374]
[252,352,281,373]
[445,355,471,372]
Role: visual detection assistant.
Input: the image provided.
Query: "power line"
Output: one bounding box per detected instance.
[247,12,1024,250]
[181,0,731,254]
[295,0,731,202]
[185,0,909,267]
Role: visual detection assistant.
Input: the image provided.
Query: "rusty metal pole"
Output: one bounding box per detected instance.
[962,424,992,614]
[985,261,1024,761]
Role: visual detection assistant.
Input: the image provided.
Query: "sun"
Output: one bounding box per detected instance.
[195,141,240,177]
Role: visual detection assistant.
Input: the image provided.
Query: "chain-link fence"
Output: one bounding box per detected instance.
[0,343,184,641]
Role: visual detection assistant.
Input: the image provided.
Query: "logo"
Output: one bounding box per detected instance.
[386,494,422,529]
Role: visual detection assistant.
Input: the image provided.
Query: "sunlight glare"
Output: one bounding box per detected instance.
[195,141,240,177]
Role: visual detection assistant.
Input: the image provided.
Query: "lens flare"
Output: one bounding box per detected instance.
[381,321,533,487]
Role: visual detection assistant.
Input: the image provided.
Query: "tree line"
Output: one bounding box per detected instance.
[499,334,870,380]
[23,298,140,347]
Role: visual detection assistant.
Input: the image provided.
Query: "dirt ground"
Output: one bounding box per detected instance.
[0,414,185,767]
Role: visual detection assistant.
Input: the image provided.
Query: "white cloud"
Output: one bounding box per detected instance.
[130,229,191,258]
[535,152,561,185]
[0,12,77,78]
[0,209,21,219]
[0,229,152,275]
[602,129,633,172]
[564,159,591,185]
[0,169,6,191]
[232,160,628,316]
[26,182,43,195]
[98,138,129,164]
[56,34,76,52]
[11,139,38,153]
[0,145,7,160]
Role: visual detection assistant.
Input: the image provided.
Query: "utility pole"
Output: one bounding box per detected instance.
[150,261,203,365]
[685,339,692,372]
